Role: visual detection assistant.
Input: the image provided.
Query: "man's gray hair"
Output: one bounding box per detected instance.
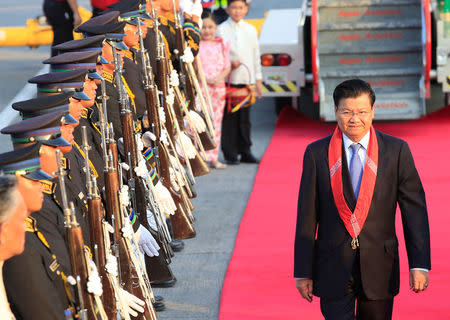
[0,175,18,224]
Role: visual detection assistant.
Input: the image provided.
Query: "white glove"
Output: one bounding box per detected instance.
[142,131,156,148]
[136,225,160,257]
[179,0,193,15]
[154,181,177,217]
[180,131,197,159]
[119,288,145,318]
[188,110,206,133]
[191,0,203,17]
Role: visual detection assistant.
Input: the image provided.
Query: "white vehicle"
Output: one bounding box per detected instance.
[258,4,307,112]
[258,0,445,121]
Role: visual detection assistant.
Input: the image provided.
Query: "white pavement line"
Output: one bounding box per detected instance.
[0,65,48,129]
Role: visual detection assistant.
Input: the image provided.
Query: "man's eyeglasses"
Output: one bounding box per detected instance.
[338,110,372,119]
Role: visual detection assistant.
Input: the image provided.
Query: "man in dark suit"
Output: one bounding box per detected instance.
[294,79,431,320]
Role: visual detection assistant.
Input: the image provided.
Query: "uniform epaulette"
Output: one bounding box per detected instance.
[81,107,89,119]
[123,49,135,63]
[61,157,69,170]
[25,216,37,232]
[103,71,114,84]
[26,216,51,250]
[40,179,56,195]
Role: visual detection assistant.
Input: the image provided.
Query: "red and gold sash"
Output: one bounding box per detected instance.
[328,126,378,242]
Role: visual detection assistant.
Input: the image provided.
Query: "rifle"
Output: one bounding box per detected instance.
[171,3,217,151]
[98,77,110,163]
[82,126,118,319]
[132,26,175,253]
[56,149,106,320]
[104,149,158,320]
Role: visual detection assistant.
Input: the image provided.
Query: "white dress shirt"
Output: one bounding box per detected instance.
[343,131,369,169]
[0,262,15,320]
[217,18,262,85]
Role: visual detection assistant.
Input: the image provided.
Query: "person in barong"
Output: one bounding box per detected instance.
[294,79,431,320]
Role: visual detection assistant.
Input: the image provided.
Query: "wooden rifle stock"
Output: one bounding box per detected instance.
[172,17,216,151]
[104,167,156,320]
[87,189,117,319]
[67,212,99,320]
[158,142,195,240]
[56,149,103,320]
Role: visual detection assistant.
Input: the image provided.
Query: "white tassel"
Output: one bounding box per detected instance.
[155,181,177,217]
[87,260,103,296]
[169,167,180,191]
[188,110,206,133]
[180,131,197,159]
[170,69,180,87]
[159,106,166,124]
[182,47,195,64]
[119,185,130,207]
[105,254,118,276]
[135,133,144,152]
[160,128,169,146]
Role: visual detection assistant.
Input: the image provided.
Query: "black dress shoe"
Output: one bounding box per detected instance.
[170,240,185,252]
[151,277,177,288]
[240,153,259,163]
[153,301,166,311]
[225,158,240,165]
[154,295,164,302]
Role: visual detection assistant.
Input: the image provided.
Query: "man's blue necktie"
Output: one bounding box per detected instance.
[350,143,363,198]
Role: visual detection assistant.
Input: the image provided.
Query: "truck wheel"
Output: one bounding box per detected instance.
[275,97,291,115]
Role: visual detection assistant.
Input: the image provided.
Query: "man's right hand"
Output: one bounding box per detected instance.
[231,60,241,70]
[296,279,313,302]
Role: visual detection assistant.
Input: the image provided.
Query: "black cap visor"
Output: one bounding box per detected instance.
[73,90,91,101]
[24,169,53,181]
[42,136,71,147]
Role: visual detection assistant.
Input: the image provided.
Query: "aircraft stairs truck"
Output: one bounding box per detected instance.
[258,0,450,121]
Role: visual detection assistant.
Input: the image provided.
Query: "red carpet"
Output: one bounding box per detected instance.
[219,106,450,319]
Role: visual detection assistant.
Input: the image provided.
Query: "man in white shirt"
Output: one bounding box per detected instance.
[217,0,263,164]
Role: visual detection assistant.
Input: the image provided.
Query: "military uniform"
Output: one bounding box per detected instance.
[4,218,72,320]
[0,139,73,320]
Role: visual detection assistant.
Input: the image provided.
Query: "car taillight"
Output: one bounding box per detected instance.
[261,54,275,66]
[277,54,292,66]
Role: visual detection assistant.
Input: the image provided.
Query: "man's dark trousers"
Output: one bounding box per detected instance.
[320,251,394,320]
[221,84,252,161]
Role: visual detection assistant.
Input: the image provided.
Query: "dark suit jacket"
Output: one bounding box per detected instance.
[294,130,431,300]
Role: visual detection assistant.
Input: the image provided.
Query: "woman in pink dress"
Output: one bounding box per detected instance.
[199,12,231,169]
